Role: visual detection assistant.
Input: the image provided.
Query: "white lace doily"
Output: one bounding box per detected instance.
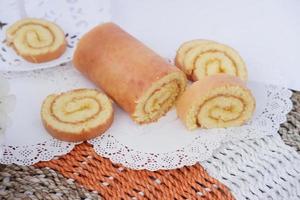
[0,0,111,71]
[0,65,292,169]
[89,83,292,170]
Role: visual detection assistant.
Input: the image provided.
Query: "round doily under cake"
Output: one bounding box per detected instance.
[0,65,293,170]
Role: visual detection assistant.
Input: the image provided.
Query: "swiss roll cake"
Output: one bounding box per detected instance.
[176,74,255,130]
[6,18,66,63]
[175,40,247,81]
[73,23,187,124]
[41,89,114,142]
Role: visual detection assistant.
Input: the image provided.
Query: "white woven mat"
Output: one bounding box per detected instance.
[201,134,300,200]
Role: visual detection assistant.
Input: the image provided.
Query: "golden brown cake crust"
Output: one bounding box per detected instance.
[41,112,113,142]
[20,42,67,63]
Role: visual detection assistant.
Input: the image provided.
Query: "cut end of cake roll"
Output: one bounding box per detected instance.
[41,89,114,142]
[132,71,186,123]
[176,74,255,130]
[6,18,66,63]
[175,40,247,81]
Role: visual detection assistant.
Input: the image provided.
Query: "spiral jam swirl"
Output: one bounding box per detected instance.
[6,18,66,63]
[41,89,113,140]
[175,40,247,81]
[133,72,186,123]
[188,87,254,129]
[176,74,255,130]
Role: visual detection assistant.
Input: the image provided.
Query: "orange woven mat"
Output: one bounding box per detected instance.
[36,142,235,200]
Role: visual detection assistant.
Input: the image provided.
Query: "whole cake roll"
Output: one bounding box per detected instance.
[73,23,186,124]
[176,74,255,130]
[175,40,247,81]
[6,18,66,63]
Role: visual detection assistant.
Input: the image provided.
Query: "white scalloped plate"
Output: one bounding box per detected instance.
[0,0,111,72]
[0,65,292,169]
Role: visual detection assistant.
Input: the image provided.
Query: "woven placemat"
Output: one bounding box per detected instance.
[0,165,99,200]
[1,91,300,200]
[36,142,234,200]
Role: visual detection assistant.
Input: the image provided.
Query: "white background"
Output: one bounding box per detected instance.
[112,0,300,90]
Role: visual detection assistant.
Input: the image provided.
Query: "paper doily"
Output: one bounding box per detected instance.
[0,65,292,169]
[89,84,292,170]
[0,0,111,71]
